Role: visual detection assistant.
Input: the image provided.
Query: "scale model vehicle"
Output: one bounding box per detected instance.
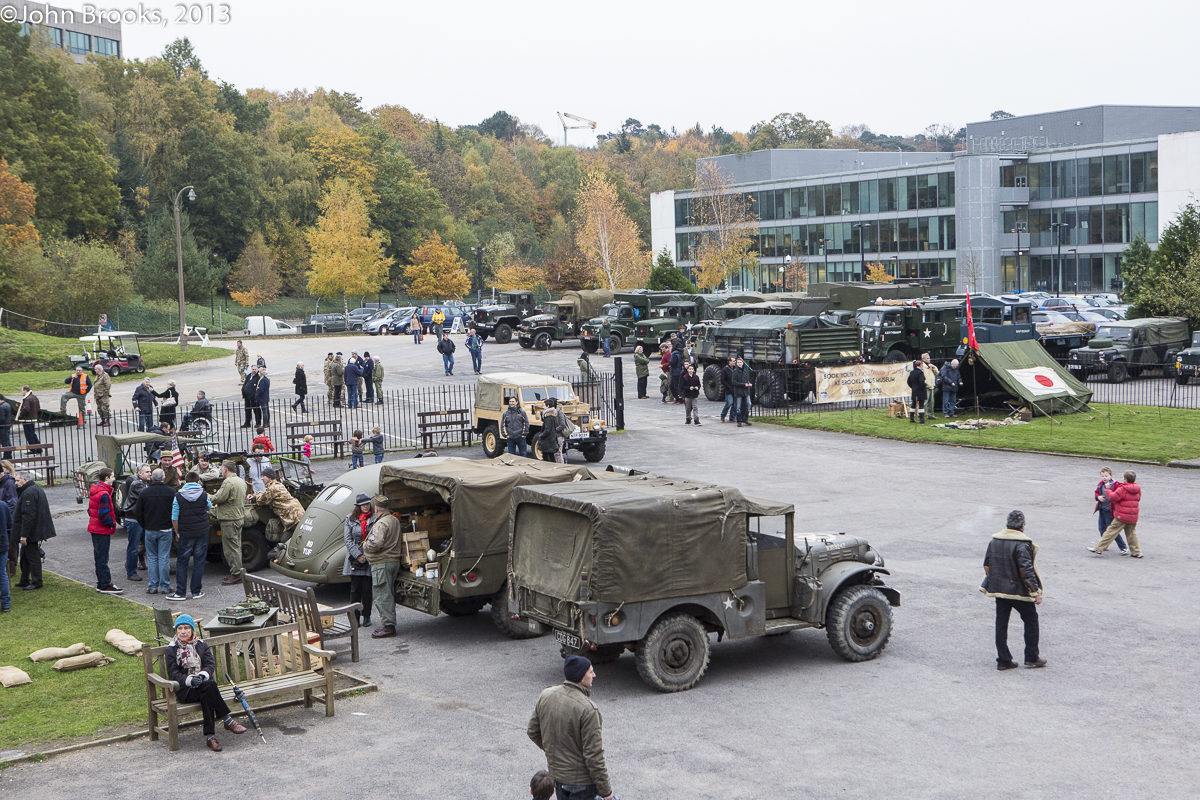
[518,290,614,350]
[508,474,899,692]
[71,331,145,377]
[1067,317,1190,383]
[473,373,607,463]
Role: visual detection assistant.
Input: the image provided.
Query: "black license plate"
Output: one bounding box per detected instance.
[553,629,581,650]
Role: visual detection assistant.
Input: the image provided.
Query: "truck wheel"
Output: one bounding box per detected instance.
[481,424,503,458]
[1163,358,1178,379]
[494,323,513,344]
[825,584,892,662]
[490,582,544,639]
[531,436,556,462]
[239,524,270,573]
[884,349,908,364]
[534,332,552,351]
[635,613,711,692]
[1107,361,1127,383]
[581,339,599,354]
[519,337,533,349]
[439,596,488,616]
[581,441,606,463]
[755,371,785,408]
[608,335,623,354]
[702,365,723,401]
[478,332,488,342]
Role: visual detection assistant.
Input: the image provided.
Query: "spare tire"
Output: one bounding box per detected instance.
[702,365,723,401]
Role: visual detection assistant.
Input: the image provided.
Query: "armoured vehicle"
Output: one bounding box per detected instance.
[579,291,689,354]
[517,289,614,350]
[693,315,862,407]
[1066,317,1190,383]
[855,294,1035,363]
[1172,333,1200,385]
[508,474,899,692]
[630,295,727,352]
[473,372,607,463]
[472,291,538,343]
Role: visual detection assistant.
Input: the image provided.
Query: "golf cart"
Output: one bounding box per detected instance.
[72,331,145,377]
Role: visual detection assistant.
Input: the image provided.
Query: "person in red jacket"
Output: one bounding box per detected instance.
[87,468,123,593]
[251,426,275,453]
[1089,470,1142,558]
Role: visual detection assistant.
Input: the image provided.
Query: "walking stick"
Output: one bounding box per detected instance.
[225,672,267,743]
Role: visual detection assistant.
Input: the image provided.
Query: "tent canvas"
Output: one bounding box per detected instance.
[974,340,1092,415]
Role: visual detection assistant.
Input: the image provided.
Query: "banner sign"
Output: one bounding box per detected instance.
[814,363,911,403]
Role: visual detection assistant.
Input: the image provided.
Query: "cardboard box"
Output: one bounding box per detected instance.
[279,629,322,671]
[315,604,337,629]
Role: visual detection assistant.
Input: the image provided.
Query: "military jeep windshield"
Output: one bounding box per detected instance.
[1096,326,1132,340]
[509,386,575,403]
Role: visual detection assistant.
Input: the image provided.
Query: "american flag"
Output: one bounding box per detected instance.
[170,434,185,471]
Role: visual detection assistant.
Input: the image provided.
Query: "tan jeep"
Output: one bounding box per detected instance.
[473,372,607,463]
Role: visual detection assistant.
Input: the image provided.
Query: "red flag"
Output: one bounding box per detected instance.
[965,286,979,351]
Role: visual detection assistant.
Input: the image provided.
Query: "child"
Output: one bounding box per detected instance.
[349,429,364,470]
[1093,467,1128,555]
[301,434,314,480]
[252,426,275,453]
[659,369,671,403]
[529,771,553,800]
[367,426,385,464]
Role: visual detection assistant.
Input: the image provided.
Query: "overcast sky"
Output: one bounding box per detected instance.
[101,0,1200,146]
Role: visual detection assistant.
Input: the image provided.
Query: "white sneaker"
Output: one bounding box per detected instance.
[1119,549,1130,556]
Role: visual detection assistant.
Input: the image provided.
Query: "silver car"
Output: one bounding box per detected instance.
[363,307,414,335]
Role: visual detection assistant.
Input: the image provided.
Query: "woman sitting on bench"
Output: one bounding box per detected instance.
[165,614,247,752]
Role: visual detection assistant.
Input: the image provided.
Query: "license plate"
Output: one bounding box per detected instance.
[569,430,587,439]
[554,629,581,650]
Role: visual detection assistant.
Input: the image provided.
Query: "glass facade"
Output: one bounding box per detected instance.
[94,37,119,57]
[64,30,90,55]
[20,24,63,46]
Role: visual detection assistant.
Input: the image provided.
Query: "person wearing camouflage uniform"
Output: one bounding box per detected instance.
[323,353,334,404]
[234,341,249,385]
[331,353,345,407]
[248,466,304,543]
[371,357,384,405]
[209,460,248,585]
[93,365,112,427]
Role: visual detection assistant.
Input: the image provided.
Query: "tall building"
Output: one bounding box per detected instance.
[651,106,1200,295]
[11,1,122,63]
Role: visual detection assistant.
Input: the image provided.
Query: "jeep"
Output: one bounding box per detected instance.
[1067,317,1190,383]
[518,290,614,350]
[630,295,727,353]
[579,291,689,354]
[1173,333,1200,385]
[473,372,607,463]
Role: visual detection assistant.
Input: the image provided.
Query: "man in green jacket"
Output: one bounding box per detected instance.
[528,655,614,800]
[208,460,248,584]
[362,495,402,639]
[371,357,384,405]
[633,345,649,399]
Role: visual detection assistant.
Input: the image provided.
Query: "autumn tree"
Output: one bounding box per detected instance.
[542,236,597,292]
[402,236,470,300]
[49,241,134,324]
[865,262,894,283]
[228,232,282,309]
[575,172,646,289]
[0,159,39,250]
[306,179,391,313]
[783,254,808,292]
[494,261,545,292]
[690,162,759,290]
[307,126,378,202]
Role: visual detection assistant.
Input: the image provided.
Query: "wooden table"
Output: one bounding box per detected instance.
[201,607,279,637]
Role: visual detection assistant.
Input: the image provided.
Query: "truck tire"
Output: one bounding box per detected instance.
[884,349,908,364]
[1107,361,1127,383]
[478,332,488,341]
[825,584,892,662]
[481,424,503,458]
[608,334,623,355]
[532,435,558,462]
[702,365,723,401]
[534,332,553,351]
[635,612,711,693]
[1163,356,1178,379]
[490,582,544,639]
[755,371,786,408]
[439,596,488,616]
[581,339,599,354]
[494,323,513,344]
[519,337,533,349]
[581,441,606,463]
[238,524,271,574]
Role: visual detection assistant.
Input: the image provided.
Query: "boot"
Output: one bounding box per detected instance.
[909,412,915,423]
[371,625,397,639]
[919,411,926,424]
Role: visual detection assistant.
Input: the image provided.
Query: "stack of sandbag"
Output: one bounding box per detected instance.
[106,629,144,656]
[28,643,91,662]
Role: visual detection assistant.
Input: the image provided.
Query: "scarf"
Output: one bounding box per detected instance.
[172,635,202,676]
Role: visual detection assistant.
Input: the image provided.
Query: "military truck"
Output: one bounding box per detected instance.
[473,372,608,462]
[1066,317,1190,383]
[1172,333,1200,385]
[471,291,538,343]
[517,289,614,350]
[630,295,727,352]
[855,294,1035,363]
[507,474,899,692]
[579,290,689,354]
[693,315,862,407]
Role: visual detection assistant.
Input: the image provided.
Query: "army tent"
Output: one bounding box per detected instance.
[973,340,1092,415]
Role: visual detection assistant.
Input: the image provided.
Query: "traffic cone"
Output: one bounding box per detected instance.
[86,396,94,415]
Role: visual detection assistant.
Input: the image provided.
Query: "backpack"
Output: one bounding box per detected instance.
[559,414,577,438]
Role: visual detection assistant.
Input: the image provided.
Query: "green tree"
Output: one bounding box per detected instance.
[1120,234,1155,309]
[1124,204,1200,324]
[161,37,206,79]
[646,248,696,292]
[137,208,214,301]
[49,240,134,324]
[1154,202,1200,274]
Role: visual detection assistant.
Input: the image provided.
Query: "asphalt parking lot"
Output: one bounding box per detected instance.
[5,331,1198,799]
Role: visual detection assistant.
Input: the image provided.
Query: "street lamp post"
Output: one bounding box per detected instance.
[853,222,873,281]
[173,185,195,351]
[1050,222,1071,294]
[1010,224,1026,293]
[1068,248,1078,294]
[470,246,487,303]
[820,238,832,283]
[889,255,899,279]
[781,252,791,292]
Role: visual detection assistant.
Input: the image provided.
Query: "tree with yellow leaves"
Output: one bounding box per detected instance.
[690,162,758,290]
[229,232,282,308]
[307,127,378,202]
[494,261,545,292]
[575,172,647,289]
[305,179,392,313]
[403,236,470,300]
[865,262,895,283]
[0,158,39,250]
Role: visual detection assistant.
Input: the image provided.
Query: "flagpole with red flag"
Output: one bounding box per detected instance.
[965,286,980,416]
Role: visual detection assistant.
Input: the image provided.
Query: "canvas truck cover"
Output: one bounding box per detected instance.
[1095,317,1189,345]
[559,289,614,319]
[716,315,825,336]
[509,476,787,604]
[474,372,572,412]
[975,340,1093,415]
[378,456,593,559]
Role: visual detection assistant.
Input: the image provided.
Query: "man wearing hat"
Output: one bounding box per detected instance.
[323,352,335,405]
[342,493,376,629]
[528,655,614,800]
[166,613,247,751]
[209,460,248,585]
[331,353,345,407]
[362,494,402,639]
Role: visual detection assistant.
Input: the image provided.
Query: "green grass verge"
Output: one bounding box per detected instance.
[0,573,157,749]
[758,403,1200,464]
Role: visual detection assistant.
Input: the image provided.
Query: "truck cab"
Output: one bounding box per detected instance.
[472,291,537,343]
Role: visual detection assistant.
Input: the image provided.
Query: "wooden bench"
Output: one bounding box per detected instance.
[243,572,362,663]
[418,409,472,450]
[143,622,335,751]
[285,419,345,459]
[0,443,57,486]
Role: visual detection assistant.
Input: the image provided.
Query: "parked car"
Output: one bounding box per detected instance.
[346,307,388,331]
[244,316,298,336]
[365,307,415,335]
[306,313,349,333]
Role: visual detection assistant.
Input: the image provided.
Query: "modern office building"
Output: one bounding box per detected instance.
[651,106,1200,295]
[12,1,122,63]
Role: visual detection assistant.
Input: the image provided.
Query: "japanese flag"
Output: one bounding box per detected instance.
[1007,367,1077,397]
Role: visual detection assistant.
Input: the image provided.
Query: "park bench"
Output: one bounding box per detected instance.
[243,572,362,663]
[285,418,345,459]
[418,409,472,450]
[143,621,335,751]
[0,443,57,486]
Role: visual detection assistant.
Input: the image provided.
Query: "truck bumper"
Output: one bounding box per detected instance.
[565,430,607,451]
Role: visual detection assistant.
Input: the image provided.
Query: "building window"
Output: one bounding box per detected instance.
[841,181,859,215]
[20,24,63,46]
[1088,207,1104,244]
[861,179,878,214]
[939,172,955,207]
[1028,163,1051,201]
[1130,151,1157,194]
[1131,202,1159,243]
[1104,204,1130,244]
[899,218,919,252]
[940,215,956,250]
[1053,159,1077,199]
[878,178,897,213]
[917,174,939,209]
[824,184,841,217]
[1079,156,1103,197]
[1104,154,1130,195]
[64,30,90,55]
[94,37,119,57]
[877,219,898,253]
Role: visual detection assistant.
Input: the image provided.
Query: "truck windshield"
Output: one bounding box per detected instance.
[857,311,884,327]
[1096,327,1132,340]
[520,386,576,403]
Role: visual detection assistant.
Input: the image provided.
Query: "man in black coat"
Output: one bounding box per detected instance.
[437,333,456,376]
[13,472,55,590]
[291,362,308,413]
[241,366,260,428]
[981,509,1046,670]
[362,352,375,404]
[132,378,157,432]
[0,394,12,449]
[254,369,271,428]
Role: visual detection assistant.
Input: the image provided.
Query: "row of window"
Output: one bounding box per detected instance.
[676,216,958,262]
[1003,152,1157,199]
[19,24,119,57]
[675,172,956,226]
[690,257,957,292]
[1004,202,1158,247]
[1003,254,1120,294]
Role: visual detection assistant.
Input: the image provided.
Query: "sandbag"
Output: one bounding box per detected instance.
[105,629,144,656]
[29,643,91,662]
[0,666,32,687]
[52,652,116,672]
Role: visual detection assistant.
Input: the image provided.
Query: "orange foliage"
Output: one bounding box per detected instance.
[0,159,39,249]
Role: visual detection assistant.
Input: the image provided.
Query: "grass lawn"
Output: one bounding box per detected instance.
[0,572,157,751]
[758,403,1200,464]
[0,329,229,394]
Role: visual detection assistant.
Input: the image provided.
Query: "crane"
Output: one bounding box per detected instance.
[557,112,597,146]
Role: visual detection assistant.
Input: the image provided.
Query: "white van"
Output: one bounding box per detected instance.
[243,316,298,336]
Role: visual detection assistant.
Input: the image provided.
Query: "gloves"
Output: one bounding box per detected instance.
[187,671,209,687]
